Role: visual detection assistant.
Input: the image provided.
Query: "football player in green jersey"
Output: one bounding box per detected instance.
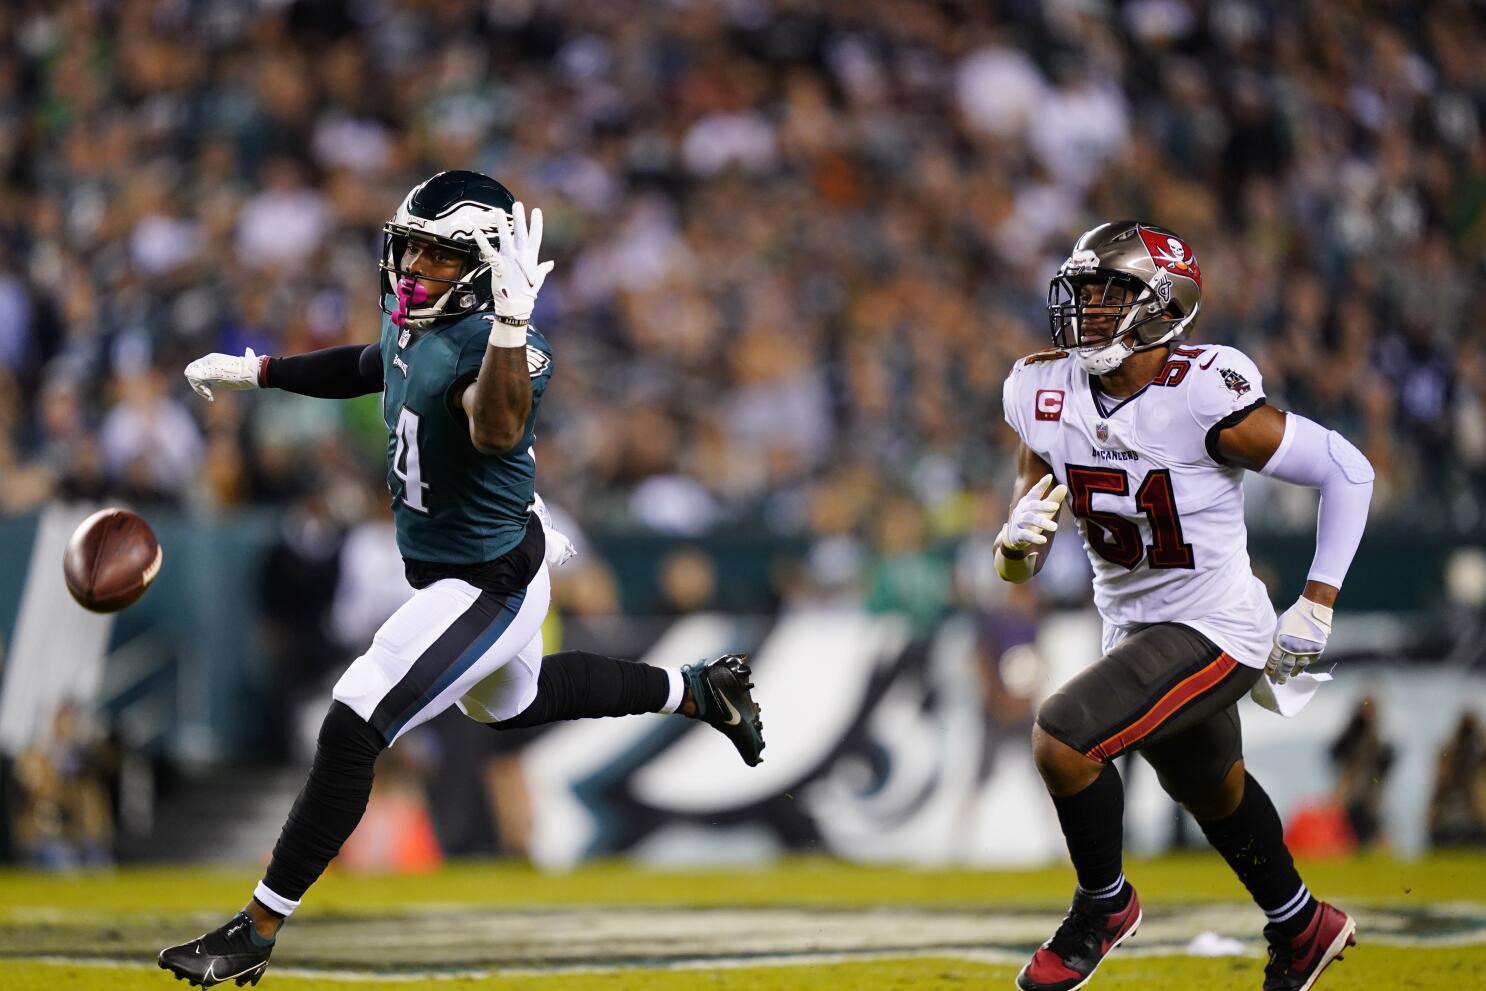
[163,171,764,988]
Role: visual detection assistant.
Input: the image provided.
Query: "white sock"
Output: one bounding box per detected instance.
[658,667,684,715]
[252,881,301,918]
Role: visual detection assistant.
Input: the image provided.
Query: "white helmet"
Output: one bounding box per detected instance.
[379,170,516,327]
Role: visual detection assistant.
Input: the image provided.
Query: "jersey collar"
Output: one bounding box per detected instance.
[1087,374,1152,418]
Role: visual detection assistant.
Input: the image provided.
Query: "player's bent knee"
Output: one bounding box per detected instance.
[1034,694,1095,763]
[1031,721,1102,788]
[1178,788,1236,822]
[1160,759,1245,821]
[331,647,398,725]
[315,700,387,767]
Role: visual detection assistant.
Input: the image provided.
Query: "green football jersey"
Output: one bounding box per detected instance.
[379,310,554,565]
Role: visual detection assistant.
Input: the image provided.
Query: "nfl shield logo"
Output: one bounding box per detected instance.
[1096,421,1110,443]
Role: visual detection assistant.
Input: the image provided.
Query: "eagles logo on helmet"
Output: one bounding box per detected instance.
[380,170,518,328]
[1047,220,1204,376]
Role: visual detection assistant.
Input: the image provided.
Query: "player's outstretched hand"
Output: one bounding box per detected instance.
[185,348,262,401]
[1267,597,1333,685]
[1001,473,1068,552]
[475,202,555,325]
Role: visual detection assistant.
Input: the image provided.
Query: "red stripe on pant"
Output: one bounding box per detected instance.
[1084,653,1237,761]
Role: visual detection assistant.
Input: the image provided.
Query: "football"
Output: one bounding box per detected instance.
[62,508,163,613]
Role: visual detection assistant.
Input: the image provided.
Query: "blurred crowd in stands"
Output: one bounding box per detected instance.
[6,0,1486,868]
[0,0,1483,552]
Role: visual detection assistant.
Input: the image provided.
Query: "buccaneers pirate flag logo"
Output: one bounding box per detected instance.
[1137,226,1202,289]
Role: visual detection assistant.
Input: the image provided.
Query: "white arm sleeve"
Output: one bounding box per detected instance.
[1259,413,1374,588]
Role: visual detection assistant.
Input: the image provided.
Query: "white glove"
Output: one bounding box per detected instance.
[185,348,262,401]
[531,492,578,569]
[999,473,1068,553]
[474,201,554,327]
[1266,597,1333,685]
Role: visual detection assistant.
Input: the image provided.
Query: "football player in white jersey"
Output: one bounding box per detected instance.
[999,222,1373,991]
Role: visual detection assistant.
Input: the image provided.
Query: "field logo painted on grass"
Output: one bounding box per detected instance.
[4,903,1485,977]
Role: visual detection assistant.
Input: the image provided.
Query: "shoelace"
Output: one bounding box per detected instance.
[1045,907,1102,959]
[200,913,256,954]
[1263,939,1292,978]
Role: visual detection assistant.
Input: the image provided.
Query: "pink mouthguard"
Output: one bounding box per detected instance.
[391,277,429,327]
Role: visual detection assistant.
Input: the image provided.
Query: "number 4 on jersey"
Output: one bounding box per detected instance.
[392,406,430,513]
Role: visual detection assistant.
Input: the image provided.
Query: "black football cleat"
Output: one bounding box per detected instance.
[681,653,765,766]
[1262,901,1356,991]
[158,912,273,987]
[1016,885,1141,991]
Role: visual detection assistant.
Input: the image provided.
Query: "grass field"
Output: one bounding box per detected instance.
[1,852,1484,990]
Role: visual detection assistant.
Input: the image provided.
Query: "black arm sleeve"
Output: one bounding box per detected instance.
[263,344,383,398]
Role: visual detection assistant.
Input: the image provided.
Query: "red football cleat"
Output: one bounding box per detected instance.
[1016,886,1142,991]
[1262,900,1356,991]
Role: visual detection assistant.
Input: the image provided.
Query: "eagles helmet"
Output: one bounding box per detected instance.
[1047,220,1203,375]
[380,170,516,327]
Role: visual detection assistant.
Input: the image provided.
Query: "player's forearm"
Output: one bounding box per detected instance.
[262,344,383,398]
[464,343,531,453]
[1301,581,1338,609]
[1261,413,1374,591]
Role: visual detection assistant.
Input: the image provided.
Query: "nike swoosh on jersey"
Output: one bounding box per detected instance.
[1199,352,1218,369]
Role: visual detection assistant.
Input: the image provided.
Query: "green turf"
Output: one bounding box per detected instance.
[1,853,1482,990]
[2,851,1481,915]
[7,947,1486,991]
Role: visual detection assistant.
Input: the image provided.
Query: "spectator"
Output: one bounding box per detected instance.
[657,546,719,616]
[13,703,114,869]
[0,0,1481,539]
[1329,696,1397,848]
[1429,712,1486,848]
[257,484,348,761]
[97,367,203,505]
[866,496,952,637]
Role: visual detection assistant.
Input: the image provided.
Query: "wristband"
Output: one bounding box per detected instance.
[258,354,272,387]
[488,321,528,349]
[994,524,1037,582]
[995,545,1038,583]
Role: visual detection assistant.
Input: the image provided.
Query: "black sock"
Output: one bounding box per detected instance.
[260,701,386,905]
[1197,772,1315,937]
[1050,763,1126,903]
[495,650,671,729]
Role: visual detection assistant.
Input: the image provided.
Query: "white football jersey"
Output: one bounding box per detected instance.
[1002,343,1275,668]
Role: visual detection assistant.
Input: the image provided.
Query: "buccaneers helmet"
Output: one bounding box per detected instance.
[380,170,516,326]
[1047,220,1203,375]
